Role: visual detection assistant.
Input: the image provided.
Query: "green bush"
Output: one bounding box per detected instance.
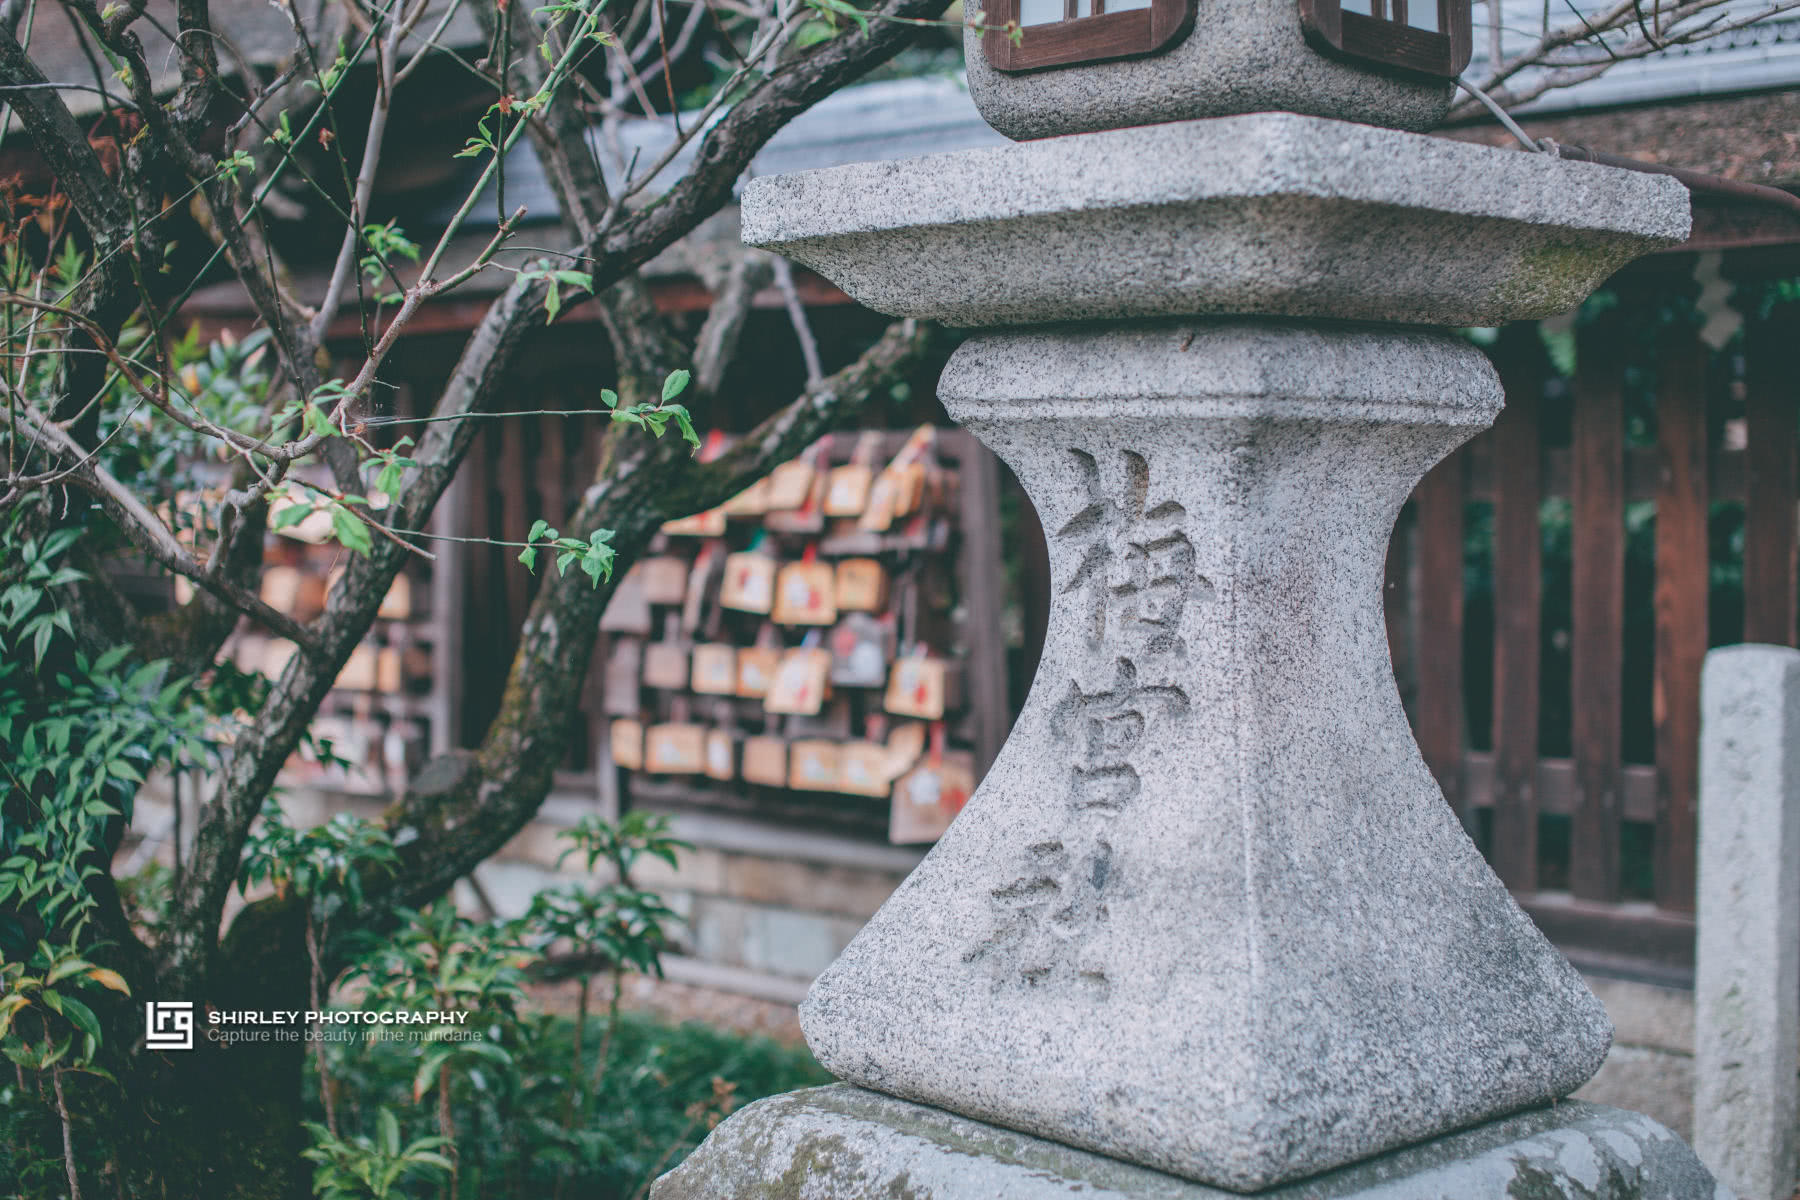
[308,1008,828,1200]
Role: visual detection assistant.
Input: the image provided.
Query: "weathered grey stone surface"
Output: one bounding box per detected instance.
[651,1085,1731,1199]
[788,321,1612,1192]
[1695,645,1800,1200]
[739,113,1690,329]
[963,0,1449,140]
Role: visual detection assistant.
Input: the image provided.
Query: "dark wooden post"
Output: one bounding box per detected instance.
[1651,325,1708,913]
[1488,326,1546,892]
[1743,307,1799,649]
[1414,447,1468,827]
[1569,310,1627,904]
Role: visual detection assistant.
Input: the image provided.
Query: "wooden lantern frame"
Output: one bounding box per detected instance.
[981,0,1195,72]
[1298,0,1472,78]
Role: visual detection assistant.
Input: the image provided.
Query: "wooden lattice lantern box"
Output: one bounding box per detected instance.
[1297,0,1471,78]
[968,0,1465,141]
[980,0,1467,76]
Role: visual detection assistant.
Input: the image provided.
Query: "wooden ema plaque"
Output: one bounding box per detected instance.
[736,646,780,698]
[704,729,736,781]
[720,552,777,614]
[642,641,691,690]
[766,459,816,510]
[644,723,706,774]
[835,558,889,612]
[889,726,974,844]
[773,559,837,626]
[639,556,691,605]
[789,739,842,791]
[611,718,644,770]
[742,736,788,786]
[885,655,947,720]
[765,648,832,715]
[691,644,738,695]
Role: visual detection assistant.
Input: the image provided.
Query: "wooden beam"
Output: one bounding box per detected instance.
[1460,751,1656,822]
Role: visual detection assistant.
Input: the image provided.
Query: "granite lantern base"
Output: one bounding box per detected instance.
[650,114,1723,1198]
[652,1085,1723,1199]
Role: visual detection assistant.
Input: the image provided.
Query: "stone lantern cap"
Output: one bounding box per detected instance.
[741,113,1691,330]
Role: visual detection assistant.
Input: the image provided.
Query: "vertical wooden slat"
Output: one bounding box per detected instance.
[1570,315,1627,903]
[498,416,530,635]
[1743,314,1799,648]
[1413,448,1467,824]
[1489,327,1544,891]
[540,412,568,532]
[956,436,1011,775]
[461,430,498,741]
[1652,328,1708,913]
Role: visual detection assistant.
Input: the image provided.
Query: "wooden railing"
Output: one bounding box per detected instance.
[1384,273,1800,983]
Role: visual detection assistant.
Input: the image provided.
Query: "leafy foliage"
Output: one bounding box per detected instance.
[309,1009,827,1200]
[0,517,210,953]
[302,1109,453,1200]
[239,804,400,921]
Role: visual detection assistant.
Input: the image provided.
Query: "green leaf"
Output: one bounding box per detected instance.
[330,507,373,557]
[270,503,312,531]
[664,405,701,451]
[58,994,101,1044]
[410,1047,454,1103]
[379,1107,402,1156]
[0,994,29,1041]
[794,18,837,45]
[599,389,619,410]
[661,369,691,403]
[305,404,335,439]
[527,519,553,543]
[518,546,538,572]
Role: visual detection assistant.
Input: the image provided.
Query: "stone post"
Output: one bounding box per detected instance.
[1696,644,1800,1200]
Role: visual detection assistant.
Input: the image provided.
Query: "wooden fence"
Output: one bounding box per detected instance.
[1383,268,1800,983]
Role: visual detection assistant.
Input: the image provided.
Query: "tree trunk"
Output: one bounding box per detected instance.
[113,898,312,1200]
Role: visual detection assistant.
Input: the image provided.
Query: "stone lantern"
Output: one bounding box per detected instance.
[653,3,1726,1197]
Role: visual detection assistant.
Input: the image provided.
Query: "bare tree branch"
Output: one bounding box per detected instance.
[375,314,937,922]
[587,0,955,289]
[2,393,321,649]
[1453,0,1800,122]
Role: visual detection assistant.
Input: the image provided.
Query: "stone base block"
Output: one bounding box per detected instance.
[651,1085,1729,1200]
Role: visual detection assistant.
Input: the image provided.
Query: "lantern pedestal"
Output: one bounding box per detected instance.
[652,114,1716,1198]
[780,320,1605,1190]
[651,1085,1723,1199]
